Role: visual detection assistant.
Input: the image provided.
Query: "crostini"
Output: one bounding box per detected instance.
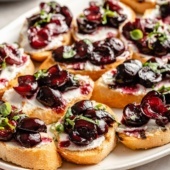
[91,58,170,108]
[52,100,118,164]
[120,0,156,14]
[144,0,170,24]
[19,1,73,61]
[0,101,61,169]
[2,64,94,124]
[39,37,132,80]
[117,90,170,150]
[120,18,170,63]
[0,43,34,98]
[72,0,135,42]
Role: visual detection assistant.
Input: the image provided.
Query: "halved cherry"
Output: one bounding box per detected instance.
[47,64,62,76]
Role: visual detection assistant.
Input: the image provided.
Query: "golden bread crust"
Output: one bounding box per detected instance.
[120,0,155,14]
[57,104,118,164]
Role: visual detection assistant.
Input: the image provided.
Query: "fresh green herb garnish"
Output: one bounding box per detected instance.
[0,102,12,117]
[102,5,118,24]
[157,85,170,93]
[130,29,143,41]
[34,69,48,80]
[55,124,64,132]
[63,48,76,59]
[94,103,106,110]
[83,39,92,45]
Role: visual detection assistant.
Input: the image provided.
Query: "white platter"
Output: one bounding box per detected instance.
[0,0,170,169]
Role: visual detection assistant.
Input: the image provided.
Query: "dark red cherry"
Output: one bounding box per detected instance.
[17,117,47,133]
[71,100,93,115]
[69,119,98,146]
[108,14,127,28]
[61,6,73,26]
[77,17,98,34]
[138,67,162,88]
[96,119,108,135]
[36,86,63,107]
[0,129,14,141]
[15,131,41,148]
[90,43,115,65]
[51,70,69,88]
[155,117,169,127]
[141,95,167,119]
[122,104,149,127]
[160,2,170,18]
[83,109,115,126]
[29,27,51,49]
[47,64,62,76]
[103,0,122,12]
[27,14,41,27]
[83,3,102,24]
[115,59,142,85]
[14,75,38,97]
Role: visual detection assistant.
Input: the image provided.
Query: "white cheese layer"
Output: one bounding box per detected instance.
[20,21,64,53]
[59,133,105,151]
[0,47,30,89]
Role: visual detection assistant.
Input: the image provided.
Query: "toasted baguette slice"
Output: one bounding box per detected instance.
[117,126,170,150]
[19,21,72,62]
[72,2,135,42]
[58,126,117,164]
[0,133,62,170]
[56,102,118,164]
[3,74,94,125]
[39,50,131,81]
[91,69,146,108]
[0,55,34,98]
[120,0,156,14]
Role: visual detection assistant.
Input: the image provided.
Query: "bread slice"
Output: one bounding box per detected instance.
[0,56,34,98]
[91,69,146,108]
[19,21,72,62]
[58,126,117,164]
[2,74,94,125]
[39,50,132,81]
[72,2,136,42]
[0,133,62,170]
[120,0,156,14]
[56,103,118,164]
[117,126,170,150]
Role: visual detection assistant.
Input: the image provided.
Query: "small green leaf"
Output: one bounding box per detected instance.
[1,61,6,69]
[79,115,96,124]
[83,39,92,45]
[94,103,106,110]
[12,114,25,121]
[0,102,11,117]
[34,69,47,80]
[157,85,170,93]
[63,49,76,59]
[130,29,143,41]
[56,124,64,133]
[66,118,75,127]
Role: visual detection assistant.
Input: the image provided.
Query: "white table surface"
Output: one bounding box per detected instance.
[0,0,170,170]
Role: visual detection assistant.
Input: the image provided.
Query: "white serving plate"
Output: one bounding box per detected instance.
[0,0,170,170]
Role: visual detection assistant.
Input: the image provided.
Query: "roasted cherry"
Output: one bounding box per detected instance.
[115,60,142,85]
[138,67,162,88]
[15,131,41,148]
[71,100,93,115]
[68,119,98,146]
[141,91,167,119]
[17,117,47,133]
[0,129,14,141]
[14,75,38,98]
[36,86,63,107]
[122,104,149,127]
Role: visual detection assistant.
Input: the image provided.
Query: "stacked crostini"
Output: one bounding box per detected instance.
[0,43,34,97]
[2,64,94,124]
[39,37,132,80]
[72,0,135,42]
[0,100,61,169]
[19,1,73,61]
